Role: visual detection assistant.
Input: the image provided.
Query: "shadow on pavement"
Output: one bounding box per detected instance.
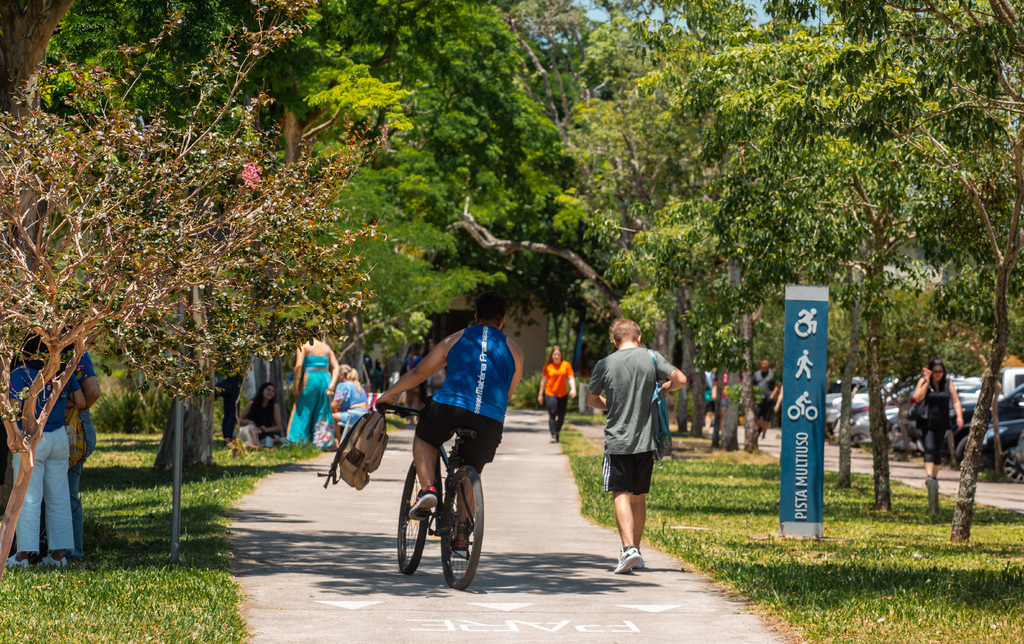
[232,512,660,597]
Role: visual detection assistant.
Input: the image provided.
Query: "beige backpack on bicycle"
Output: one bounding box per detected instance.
[335,410,389,490]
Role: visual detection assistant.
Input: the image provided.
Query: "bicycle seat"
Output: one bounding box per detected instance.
[453,427,478,440]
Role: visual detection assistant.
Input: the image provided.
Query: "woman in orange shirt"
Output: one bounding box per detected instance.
[537,345,577,443]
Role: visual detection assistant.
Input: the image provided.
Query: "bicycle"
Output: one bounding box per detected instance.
[377,403,485,590]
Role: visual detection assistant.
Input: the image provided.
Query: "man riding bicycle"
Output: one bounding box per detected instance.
[377,292,524,529]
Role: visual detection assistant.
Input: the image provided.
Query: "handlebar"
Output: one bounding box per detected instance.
[375,403,420,419]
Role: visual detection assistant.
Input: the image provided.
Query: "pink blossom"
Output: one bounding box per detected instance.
[242,162,262,188]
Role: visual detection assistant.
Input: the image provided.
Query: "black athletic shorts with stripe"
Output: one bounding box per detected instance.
[415,399,503,474]
[603,451,656,495]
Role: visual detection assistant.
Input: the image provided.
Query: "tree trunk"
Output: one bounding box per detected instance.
[155,287,216,468]
[951,258,1014,542]
[741,312,759,452]
[838,288,861,488]
[282,109,302,165]
[723,369,739,451]
[712,371,723,449]
[677,315,693,436]
[721,260,740,451]
[154,389,216,468]
[0,452,12,515]
[351,313,367,384]
[678,300,704,438]
[992,384,1003,476]
[0,453,35,582]
[864,306,891,511]
[0,0,76,114]
[654,312,676,438]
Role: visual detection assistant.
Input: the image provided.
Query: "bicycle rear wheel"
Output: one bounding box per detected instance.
[397,461,428,574]
[440,466,484,590]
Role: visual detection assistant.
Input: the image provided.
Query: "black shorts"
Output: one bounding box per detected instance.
[704,400,716,414]
[603,451,656,495]
[756,398,774,422]
[415,399,504,474]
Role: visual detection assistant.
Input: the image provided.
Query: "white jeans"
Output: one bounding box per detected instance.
[13,430,74,553]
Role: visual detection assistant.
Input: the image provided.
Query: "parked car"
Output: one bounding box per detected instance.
[827,377,868,395]
[825,393,870,435]
[950,413,1024,479]
[953,381,1024,453]
[955,418,1024,482]
[848,406,900,445]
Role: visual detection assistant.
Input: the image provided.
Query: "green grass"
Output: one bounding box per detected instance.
[561,429,1024,644]
[0,434,321,643]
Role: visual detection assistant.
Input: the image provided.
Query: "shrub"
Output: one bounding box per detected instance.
[508,371,544,409]
[92,386,172,434]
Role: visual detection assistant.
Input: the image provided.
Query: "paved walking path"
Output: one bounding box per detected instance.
[230,410,786,643]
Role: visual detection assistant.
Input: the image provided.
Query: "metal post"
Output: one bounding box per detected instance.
[170,399,184,562]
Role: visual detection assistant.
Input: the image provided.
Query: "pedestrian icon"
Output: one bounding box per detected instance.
[795,350,813,380]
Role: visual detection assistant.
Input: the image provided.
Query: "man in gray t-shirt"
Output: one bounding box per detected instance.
[752,360,780,439]
[586,319,687,574]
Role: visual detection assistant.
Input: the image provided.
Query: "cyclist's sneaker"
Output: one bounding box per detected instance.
[408,486,437,520]
[613,545,642,574]
[451,537,469,559]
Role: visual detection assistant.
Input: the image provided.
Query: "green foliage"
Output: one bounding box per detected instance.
[91,386,172,435]
[562,430,1024,643]
[1,13,376,421]
[508,371,544,409]
[0,434,321,642]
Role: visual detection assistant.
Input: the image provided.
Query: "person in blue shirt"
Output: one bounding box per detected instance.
[378,292,524,526]
[330,365,370,447]
[66,351,102,561]
[7,336,86,568]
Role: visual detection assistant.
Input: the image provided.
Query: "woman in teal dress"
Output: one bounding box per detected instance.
[288,337,341,445]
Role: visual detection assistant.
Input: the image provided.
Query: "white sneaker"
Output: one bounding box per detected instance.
[6,555,29,568]
[635,551,645,570]
[408,487,438,521]
[39,554,67,567]
[613,546,642,574]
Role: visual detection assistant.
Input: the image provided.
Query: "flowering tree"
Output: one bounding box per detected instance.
[0,4,382,580]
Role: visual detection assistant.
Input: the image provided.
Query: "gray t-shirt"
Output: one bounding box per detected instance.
[587,347,676,455]
[753,369,775,400]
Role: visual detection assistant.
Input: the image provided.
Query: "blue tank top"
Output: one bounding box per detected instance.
[432,325,515,422]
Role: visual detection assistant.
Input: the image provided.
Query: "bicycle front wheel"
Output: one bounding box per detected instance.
[397,462,428,575]
[440,466,484,590]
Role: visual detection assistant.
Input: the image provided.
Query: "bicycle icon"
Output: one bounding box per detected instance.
[787,392,818,422]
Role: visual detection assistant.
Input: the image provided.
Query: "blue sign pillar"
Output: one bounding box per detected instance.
[779,285,828,538]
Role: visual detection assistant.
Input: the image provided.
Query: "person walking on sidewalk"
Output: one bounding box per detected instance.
[912,358,963,495]
[537,345,576,443]
[585,319,687,574]
[377,292,525,525]
[753,360,780,439]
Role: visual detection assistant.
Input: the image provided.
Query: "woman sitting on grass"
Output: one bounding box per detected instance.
[237,382,284,448]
